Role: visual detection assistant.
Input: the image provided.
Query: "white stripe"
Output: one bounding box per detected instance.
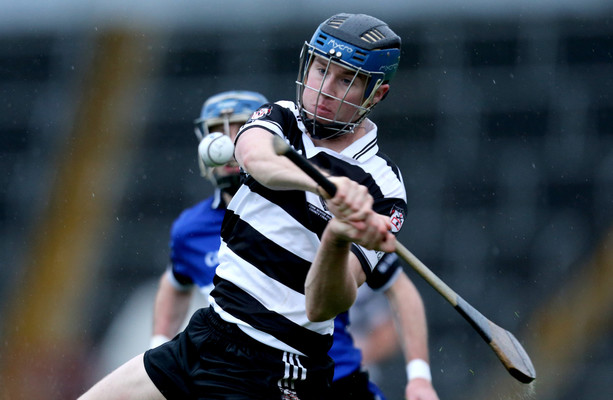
[216,243,332,335]
[277,352,308,391]
[281,352,292,389]
[279,352,295,390]
[229,188,321,262]
[362,156,407,200]
[243,118,283,136]
[295,354,306,381]
[290,353,299,382]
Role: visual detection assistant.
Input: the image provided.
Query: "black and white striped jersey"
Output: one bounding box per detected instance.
[209,100,407,358]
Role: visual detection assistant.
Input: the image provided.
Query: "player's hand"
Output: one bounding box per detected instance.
[324,176,372,222]
[324,176,395,252]
[406,379,439,400]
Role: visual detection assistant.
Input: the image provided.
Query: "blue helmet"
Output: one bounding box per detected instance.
[296,13,401,139]
[194,90,268,141]
[194,90,268,194]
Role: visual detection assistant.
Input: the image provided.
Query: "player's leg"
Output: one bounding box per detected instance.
[78,353,165,400]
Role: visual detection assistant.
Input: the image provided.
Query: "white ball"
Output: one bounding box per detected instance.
[198,132,235,167]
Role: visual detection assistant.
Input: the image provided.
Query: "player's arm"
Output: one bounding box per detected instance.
[234,128,319,192]
[150,269,193,347]
[304,225,366,322]
[305,209,395,321]
[385,271,439,400]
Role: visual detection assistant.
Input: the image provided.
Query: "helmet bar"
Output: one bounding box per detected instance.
[297,44,373,139]
[194,90,268,141]
[193,90,268,193]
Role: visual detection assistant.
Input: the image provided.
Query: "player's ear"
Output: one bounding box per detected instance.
[371,84,390,105]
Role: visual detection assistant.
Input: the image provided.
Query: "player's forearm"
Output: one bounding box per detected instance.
[235,130,318,192]
[389,273,440,399]
[386,272,431,362]
[152,274,192,338]
[358,318,401,364]
[305,222,362,321]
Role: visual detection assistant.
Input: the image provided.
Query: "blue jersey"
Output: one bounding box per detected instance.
[168,189,400,395]
[168,191,226,292]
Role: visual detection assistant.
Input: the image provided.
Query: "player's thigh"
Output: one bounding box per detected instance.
[79,353,165,400]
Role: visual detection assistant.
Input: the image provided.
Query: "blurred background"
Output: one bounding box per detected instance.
[1,1,612,399]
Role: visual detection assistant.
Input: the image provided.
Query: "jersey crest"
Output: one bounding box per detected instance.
[389,204,405,233]
[248,106,272,121]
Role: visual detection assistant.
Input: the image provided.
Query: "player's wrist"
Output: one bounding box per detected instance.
[150,334,171,349]
[406,358,432,382]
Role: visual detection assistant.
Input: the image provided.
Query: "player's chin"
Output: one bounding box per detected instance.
[305,105,335,122]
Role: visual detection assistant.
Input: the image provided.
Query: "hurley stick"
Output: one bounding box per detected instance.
[272,135,536,383]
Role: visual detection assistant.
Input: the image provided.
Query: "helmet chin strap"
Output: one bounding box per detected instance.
[213,173,241,196]
[302,116,355,140]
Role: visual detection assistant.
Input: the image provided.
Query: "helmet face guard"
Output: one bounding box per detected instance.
[194,91,268,141]
[296,42,382,139]
[296,14,401,140]
[193,91,268,193]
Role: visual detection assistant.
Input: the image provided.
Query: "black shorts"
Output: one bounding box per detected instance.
[144,307,334,400]
[328,370,382,400]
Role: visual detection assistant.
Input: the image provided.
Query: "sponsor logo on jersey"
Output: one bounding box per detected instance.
[308,202,331,222]
[389,204,405,233]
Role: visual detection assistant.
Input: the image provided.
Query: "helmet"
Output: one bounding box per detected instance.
[194,90,269,141]
[296,13,401,139]
[193,90,268,194]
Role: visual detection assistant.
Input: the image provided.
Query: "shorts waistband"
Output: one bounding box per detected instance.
[203,307,286,357]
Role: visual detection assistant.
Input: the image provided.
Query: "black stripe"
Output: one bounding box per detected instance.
[350,244,372,278]
[311,153,385,200]
[211,276,333,357]
[367,252,402,290]
[373,196,407,219]
[353,137,377,160]
[377,150,403,183]
[221,210,311,294]
[241,178,318,234]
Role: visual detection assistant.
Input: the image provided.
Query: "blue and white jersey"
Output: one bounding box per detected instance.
[210,101,408,359]
[167,190,227,296]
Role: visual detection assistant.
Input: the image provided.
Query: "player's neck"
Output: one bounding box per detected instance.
[311,120,370,153]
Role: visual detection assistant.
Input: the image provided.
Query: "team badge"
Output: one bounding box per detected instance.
[249,106,272,121]
[389,205,405,233]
